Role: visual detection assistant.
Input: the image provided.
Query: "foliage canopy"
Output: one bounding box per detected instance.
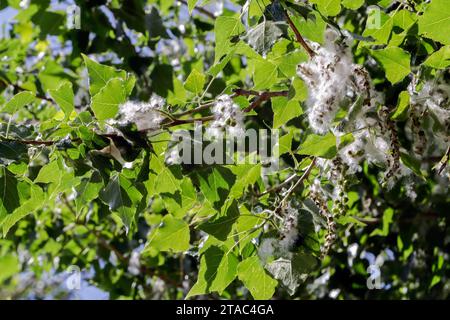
[0,0,449,300]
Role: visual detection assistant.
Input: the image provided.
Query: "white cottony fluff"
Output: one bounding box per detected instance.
[279,202,299,252]
[128,250,141,275]
[258,202,300,262]
[206,94,245,138]
[19,0,30,9]
[165,147,182,165]
[408,78,450,148]
[409,79,450,118]
[117,94,165,131]
[297,29,396,178]
[297,29,354,134]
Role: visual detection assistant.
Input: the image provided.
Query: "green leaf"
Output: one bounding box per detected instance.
[371,47,411,84]
[234,205,266,250]
[242,20,287,56]
[155,166,183,194]
[74,172,103,217]
[362,11,393,45]
[147,215,190,252]
[272,97,303,129]
[187,0,198,14]
[237,256,278,300]
[214,15,245,63]
[252,59,278,90]
[184,69,206,95]
[298,132,336,159]
[82,53,134,96]
[419,0,450,45]
[34,161,62,184]
[342,0,364,10]
[290,11,326,44]
[289,77,308,102]
[196,166,234,210]
[1,91,35,114]
[48,81,74,118]
[423,45,450,69]
[151,154,183,195]
[266,253,318,295]
[270,48,308,78]
[208,52,234,77]
[310,0,341,17]
[391,91,410,121]
[0,254,20,283]
[400,152,422,177]
[99,173,142,232]
[199,200,240,241]
[393,9,417,31]
[370,208,394,237]
[90,78,127,120]
[0,142,28,165]
[167,76,188,105]
[32,10,65,36]
[162,178,197,218]
[0,184,45,236]
[38,60,75,92]
[228,164,261,199]
[273,131,293,156]
[0,169,20,214]
[337,132,355,150]
[187,245,238,298]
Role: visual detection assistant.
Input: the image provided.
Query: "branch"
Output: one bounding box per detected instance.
[257,172,298,197]
[271,157,317,207]
[178,0,216,19]
[234,89,288,113]
[233,89,288,98]
[284,9,315,58]
[175,90,288,117]
[281,157,316,201]
[436,145,450,175]
[2,89,288,145]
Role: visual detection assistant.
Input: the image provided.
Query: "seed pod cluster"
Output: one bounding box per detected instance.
[330,158,349,219]
[310,180,336,259]
[378,106,401,184]
[410,105,427,157]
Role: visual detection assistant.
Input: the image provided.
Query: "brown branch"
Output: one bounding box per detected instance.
[3,89,287,145]
[178,0,216,19]
[1,137,60,146]
[283,157,316,198]
[237,89,288,113]
[269,157,317,205]
[284,9,315,58]
[437,146,450,175]
[233,88,288,98]
[257,172,298,197]
[175,90,288,117]
[173,101,217,117]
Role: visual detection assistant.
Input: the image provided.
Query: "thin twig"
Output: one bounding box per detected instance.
[3,88,287,145]
[437,145,450,175]
[0,137,61,146]
[284,9,315,58]
[234,88,288,98]
[240,90,288,113]
[257,172,298,197]
[275,157,317,210]
[178,0,216,19]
